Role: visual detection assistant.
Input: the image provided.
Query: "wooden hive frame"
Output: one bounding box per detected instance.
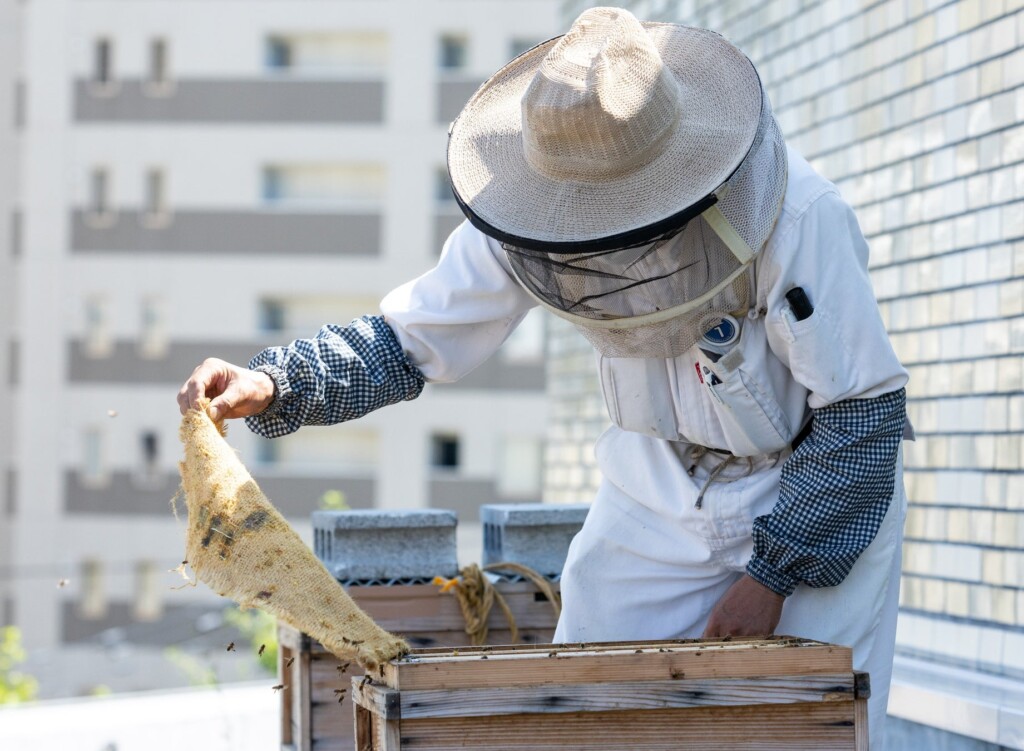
[351,637,870,751]
[279,580,561,751]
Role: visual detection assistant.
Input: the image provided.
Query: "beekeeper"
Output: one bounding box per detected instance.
[179,8,909,747]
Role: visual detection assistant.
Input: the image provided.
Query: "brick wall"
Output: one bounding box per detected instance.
[551,0,1024,690]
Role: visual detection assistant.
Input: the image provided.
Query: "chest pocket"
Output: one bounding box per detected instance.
[699,341,795,456]
[598,320,798,456]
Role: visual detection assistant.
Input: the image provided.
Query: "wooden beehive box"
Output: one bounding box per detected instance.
[351,637,870,751]
[279,580,560,751]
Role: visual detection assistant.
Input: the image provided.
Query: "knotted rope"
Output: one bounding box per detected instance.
[433,562,561,646]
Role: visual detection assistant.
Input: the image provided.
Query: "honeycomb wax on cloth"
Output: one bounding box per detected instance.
[177,402,407,669]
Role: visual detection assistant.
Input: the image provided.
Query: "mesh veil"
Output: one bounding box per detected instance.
[504,87,787,360]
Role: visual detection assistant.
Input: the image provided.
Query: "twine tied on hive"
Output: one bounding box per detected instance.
[433,562,561,646]
[176,401,407,670]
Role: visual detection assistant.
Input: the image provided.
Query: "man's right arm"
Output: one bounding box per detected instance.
[244,315,426,438]
[177,221,536,431]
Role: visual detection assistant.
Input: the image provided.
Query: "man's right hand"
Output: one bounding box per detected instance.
[177,358,276,422]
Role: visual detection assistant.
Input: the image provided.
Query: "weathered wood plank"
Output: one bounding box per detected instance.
[362,673,856,720]
[346,583,560,633]
[313,703,359,742]
[279,622,308,651]
[383,640,851,691]
[352,680,402,720]
[308,629,546,703]
[353,704,372,751]
[373,708,400,751]
[395,635,822,659]
[854,697,870,750]
[297,644,313,751]
[312,740,349,751]
[395,702,858,750]
[280,643,296,746]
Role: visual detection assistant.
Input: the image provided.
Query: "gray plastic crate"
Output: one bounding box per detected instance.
[481,503,590,578]
[312,508,458,584]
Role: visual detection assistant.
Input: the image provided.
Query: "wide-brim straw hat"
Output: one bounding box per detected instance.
[447,7,770,252]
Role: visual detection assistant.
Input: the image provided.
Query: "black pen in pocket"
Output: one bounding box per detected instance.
[785,287,814,321]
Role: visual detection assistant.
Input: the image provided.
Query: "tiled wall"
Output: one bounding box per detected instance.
[551,0,1024,681]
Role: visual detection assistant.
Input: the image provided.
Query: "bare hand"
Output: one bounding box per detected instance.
[702,574,784,638]
[177,358,276,422]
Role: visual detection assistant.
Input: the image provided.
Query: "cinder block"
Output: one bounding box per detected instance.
[312,509,458,584]
[481,503,590,577]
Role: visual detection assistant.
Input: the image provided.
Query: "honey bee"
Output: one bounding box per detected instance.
[57,579,69,588]
[226,642,236,652]
[271,684,286,692]
[285,657,296,668]
[258,644,266,657]
[336,662,351,673]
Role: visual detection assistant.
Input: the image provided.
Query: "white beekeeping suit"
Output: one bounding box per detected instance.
[238,8,910,748]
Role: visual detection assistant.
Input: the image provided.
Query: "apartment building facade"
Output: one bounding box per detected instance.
[553,1,1024,748]
[2,0,560,697]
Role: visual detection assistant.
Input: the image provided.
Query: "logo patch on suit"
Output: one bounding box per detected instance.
[701,315,739,346]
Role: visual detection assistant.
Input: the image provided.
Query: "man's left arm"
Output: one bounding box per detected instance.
[704,186,909,637]
[703,390,906,636]
[747,387,906,596]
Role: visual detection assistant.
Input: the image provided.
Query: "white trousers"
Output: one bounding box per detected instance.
[554,429,907,750]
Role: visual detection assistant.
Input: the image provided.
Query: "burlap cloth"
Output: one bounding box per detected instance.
[177,402,407,669]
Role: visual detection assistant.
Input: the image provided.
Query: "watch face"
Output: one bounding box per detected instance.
[701,314,740,347]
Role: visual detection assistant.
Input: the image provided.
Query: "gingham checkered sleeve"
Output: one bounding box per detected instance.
[746,387,906,597]
[243,315,426,439]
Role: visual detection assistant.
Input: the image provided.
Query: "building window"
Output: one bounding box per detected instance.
[434,168,455,203]
[430,433,460,469]
[509,38,542,59]
[79,559,107,620]
[93,38,114,86]
[255,437,279,465]
[83,296,113,359]
[265,36,293,69]
[146,38,171,92]
[10,209,21,258]
[264,32,388,73]
[81,427,109,486]
[133,561,162,621]
[258,299,286,332]
[262,163,385,205]
[137,430,160,485]
[91,168,109,214]
[87,167,115,226]
[139,296,168,358]
[142,168,169,227]
[439,35,468,70]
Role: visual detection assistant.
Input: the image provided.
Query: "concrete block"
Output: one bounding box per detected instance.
[481,503,590,577]
[312,509,458,584]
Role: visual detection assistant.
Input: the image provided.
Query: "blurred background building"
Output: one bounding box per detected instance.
[551,1,1023,748]
[0,0,559,700]
[1,0,1023,749]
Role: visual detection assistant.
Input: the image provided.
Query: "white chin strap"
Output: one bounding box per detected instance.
[701,203,754,264]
